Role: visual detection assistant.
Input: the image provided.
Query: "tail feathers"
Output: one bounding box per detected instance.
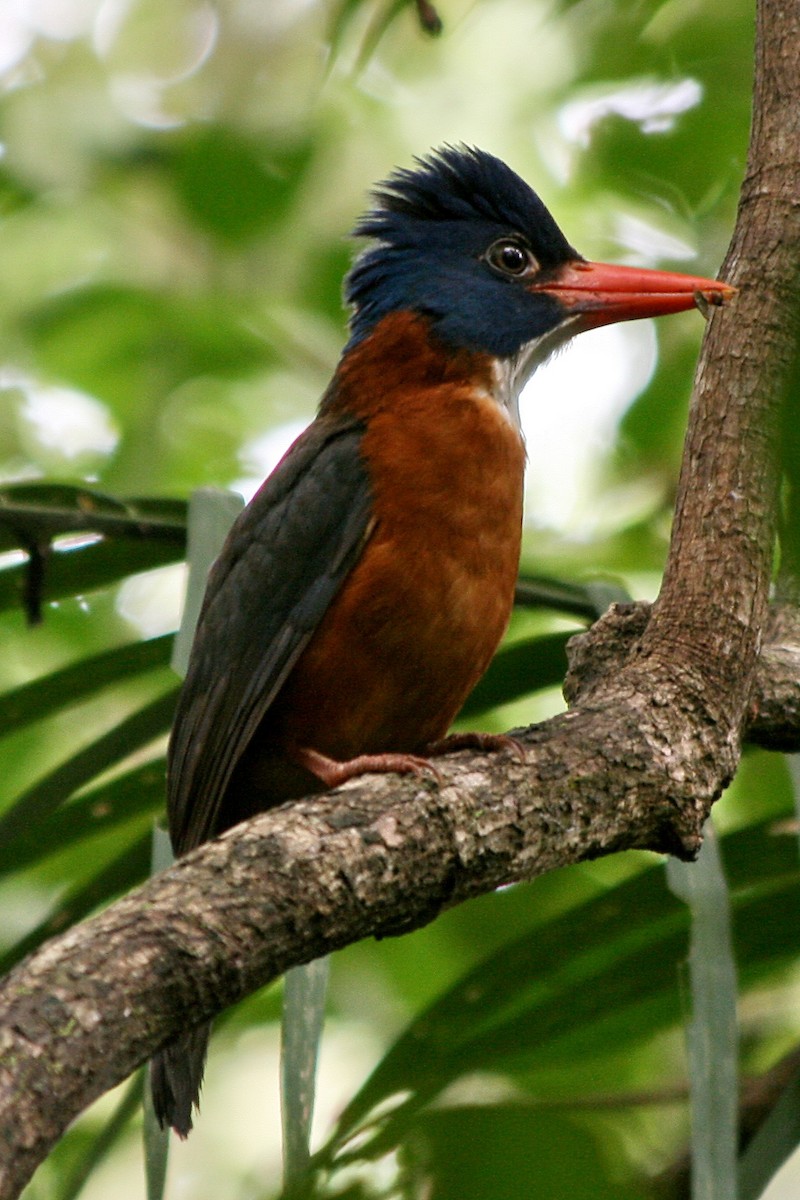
[150,1023,212,1138]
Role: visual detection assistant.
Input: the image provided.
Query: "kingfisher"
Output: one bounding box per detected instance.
[150,145,733,1134]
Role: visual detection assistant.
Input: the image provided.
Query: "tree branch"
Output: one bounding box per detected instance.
[0,622,799,1198]
[2,0,800,1194]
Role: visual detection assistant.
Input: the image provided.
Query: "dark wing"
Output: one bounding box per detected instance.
[167,413,372,853]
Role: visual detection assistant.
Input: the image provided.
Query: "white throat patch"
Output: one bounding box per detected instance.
[491,315,584,430]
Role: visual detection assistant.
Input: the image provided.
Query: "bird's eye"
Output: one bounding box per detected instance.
[485,239,537,278]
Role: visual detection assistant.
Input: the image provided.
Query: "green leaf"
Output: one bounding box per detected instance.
[0,163,35,216]
[281,959,331,1193]
[319,817,800,1164]
[0,832,151,975]
[667,827,738,1200]
[0,486,185,621]
[0,484,187,552]
[21,284,272,410]
[0,690,177,844]
[514,575,632,619]
[0,759,166,876]
[459,633,571,717]
[0,636,173,735]
[0,538,185,616]
[400,1106,644,1200]
[170,127,314,243]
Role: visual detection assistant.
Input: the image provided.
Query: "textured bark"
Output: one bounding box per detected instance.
[2,1,800,1195]
[748,605,800,750]
[1,647,799,1200]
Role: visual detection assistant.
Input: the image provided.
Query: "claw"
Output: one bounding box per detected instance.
[424,731,526,762]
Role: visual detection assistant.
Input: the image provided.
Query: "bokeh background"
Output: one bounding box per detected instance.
[2,2,799,1198]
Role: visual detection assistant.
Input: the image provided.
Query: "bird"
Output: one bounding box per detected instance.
[150,145,733,1135]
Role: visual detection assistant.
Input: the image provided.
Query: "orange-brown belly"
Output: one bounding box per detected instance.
[234,312,528,803]
[270,544,514,758]
[270,383,526,761]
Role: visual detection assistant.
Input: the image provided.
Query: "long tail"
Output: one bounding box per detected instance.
[150,1022,212,1138]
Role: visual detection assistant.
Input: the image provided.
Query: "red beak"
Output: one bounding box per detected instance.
[531,260,736,329]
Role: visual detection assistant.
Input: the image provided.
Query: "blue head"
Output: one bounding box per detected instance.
[344,146,731,379]
[345,145,580,357]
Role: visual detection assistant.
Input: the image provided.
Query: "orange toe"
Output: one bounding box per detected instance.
[293,745,442,787]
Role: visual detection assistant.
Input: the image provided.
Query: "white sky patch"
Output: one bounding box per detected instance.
[25,0,101,40]
[17,382,119,463]
[559,77,703,146]
[156,1018,383,1200]
[520,320,657,534]
[613,211,697,263]
[0,0,101,77]
[233,418,308,500]
[116,561,187,638]
[0,8,32,76]
[96,0,219,129]
[0,548,27,571]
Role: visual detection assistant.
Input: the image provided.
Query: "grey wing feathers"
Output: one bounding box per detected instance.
[167,414,372,854]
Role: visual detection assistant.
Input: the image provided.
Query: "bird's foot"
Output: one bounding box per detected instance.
[424,731,526,761]
[293,745,442,787]
[291,734,522,791]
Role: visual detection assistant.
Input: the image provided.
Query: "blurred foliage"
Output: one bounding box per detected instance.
[1,1,798,1199]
